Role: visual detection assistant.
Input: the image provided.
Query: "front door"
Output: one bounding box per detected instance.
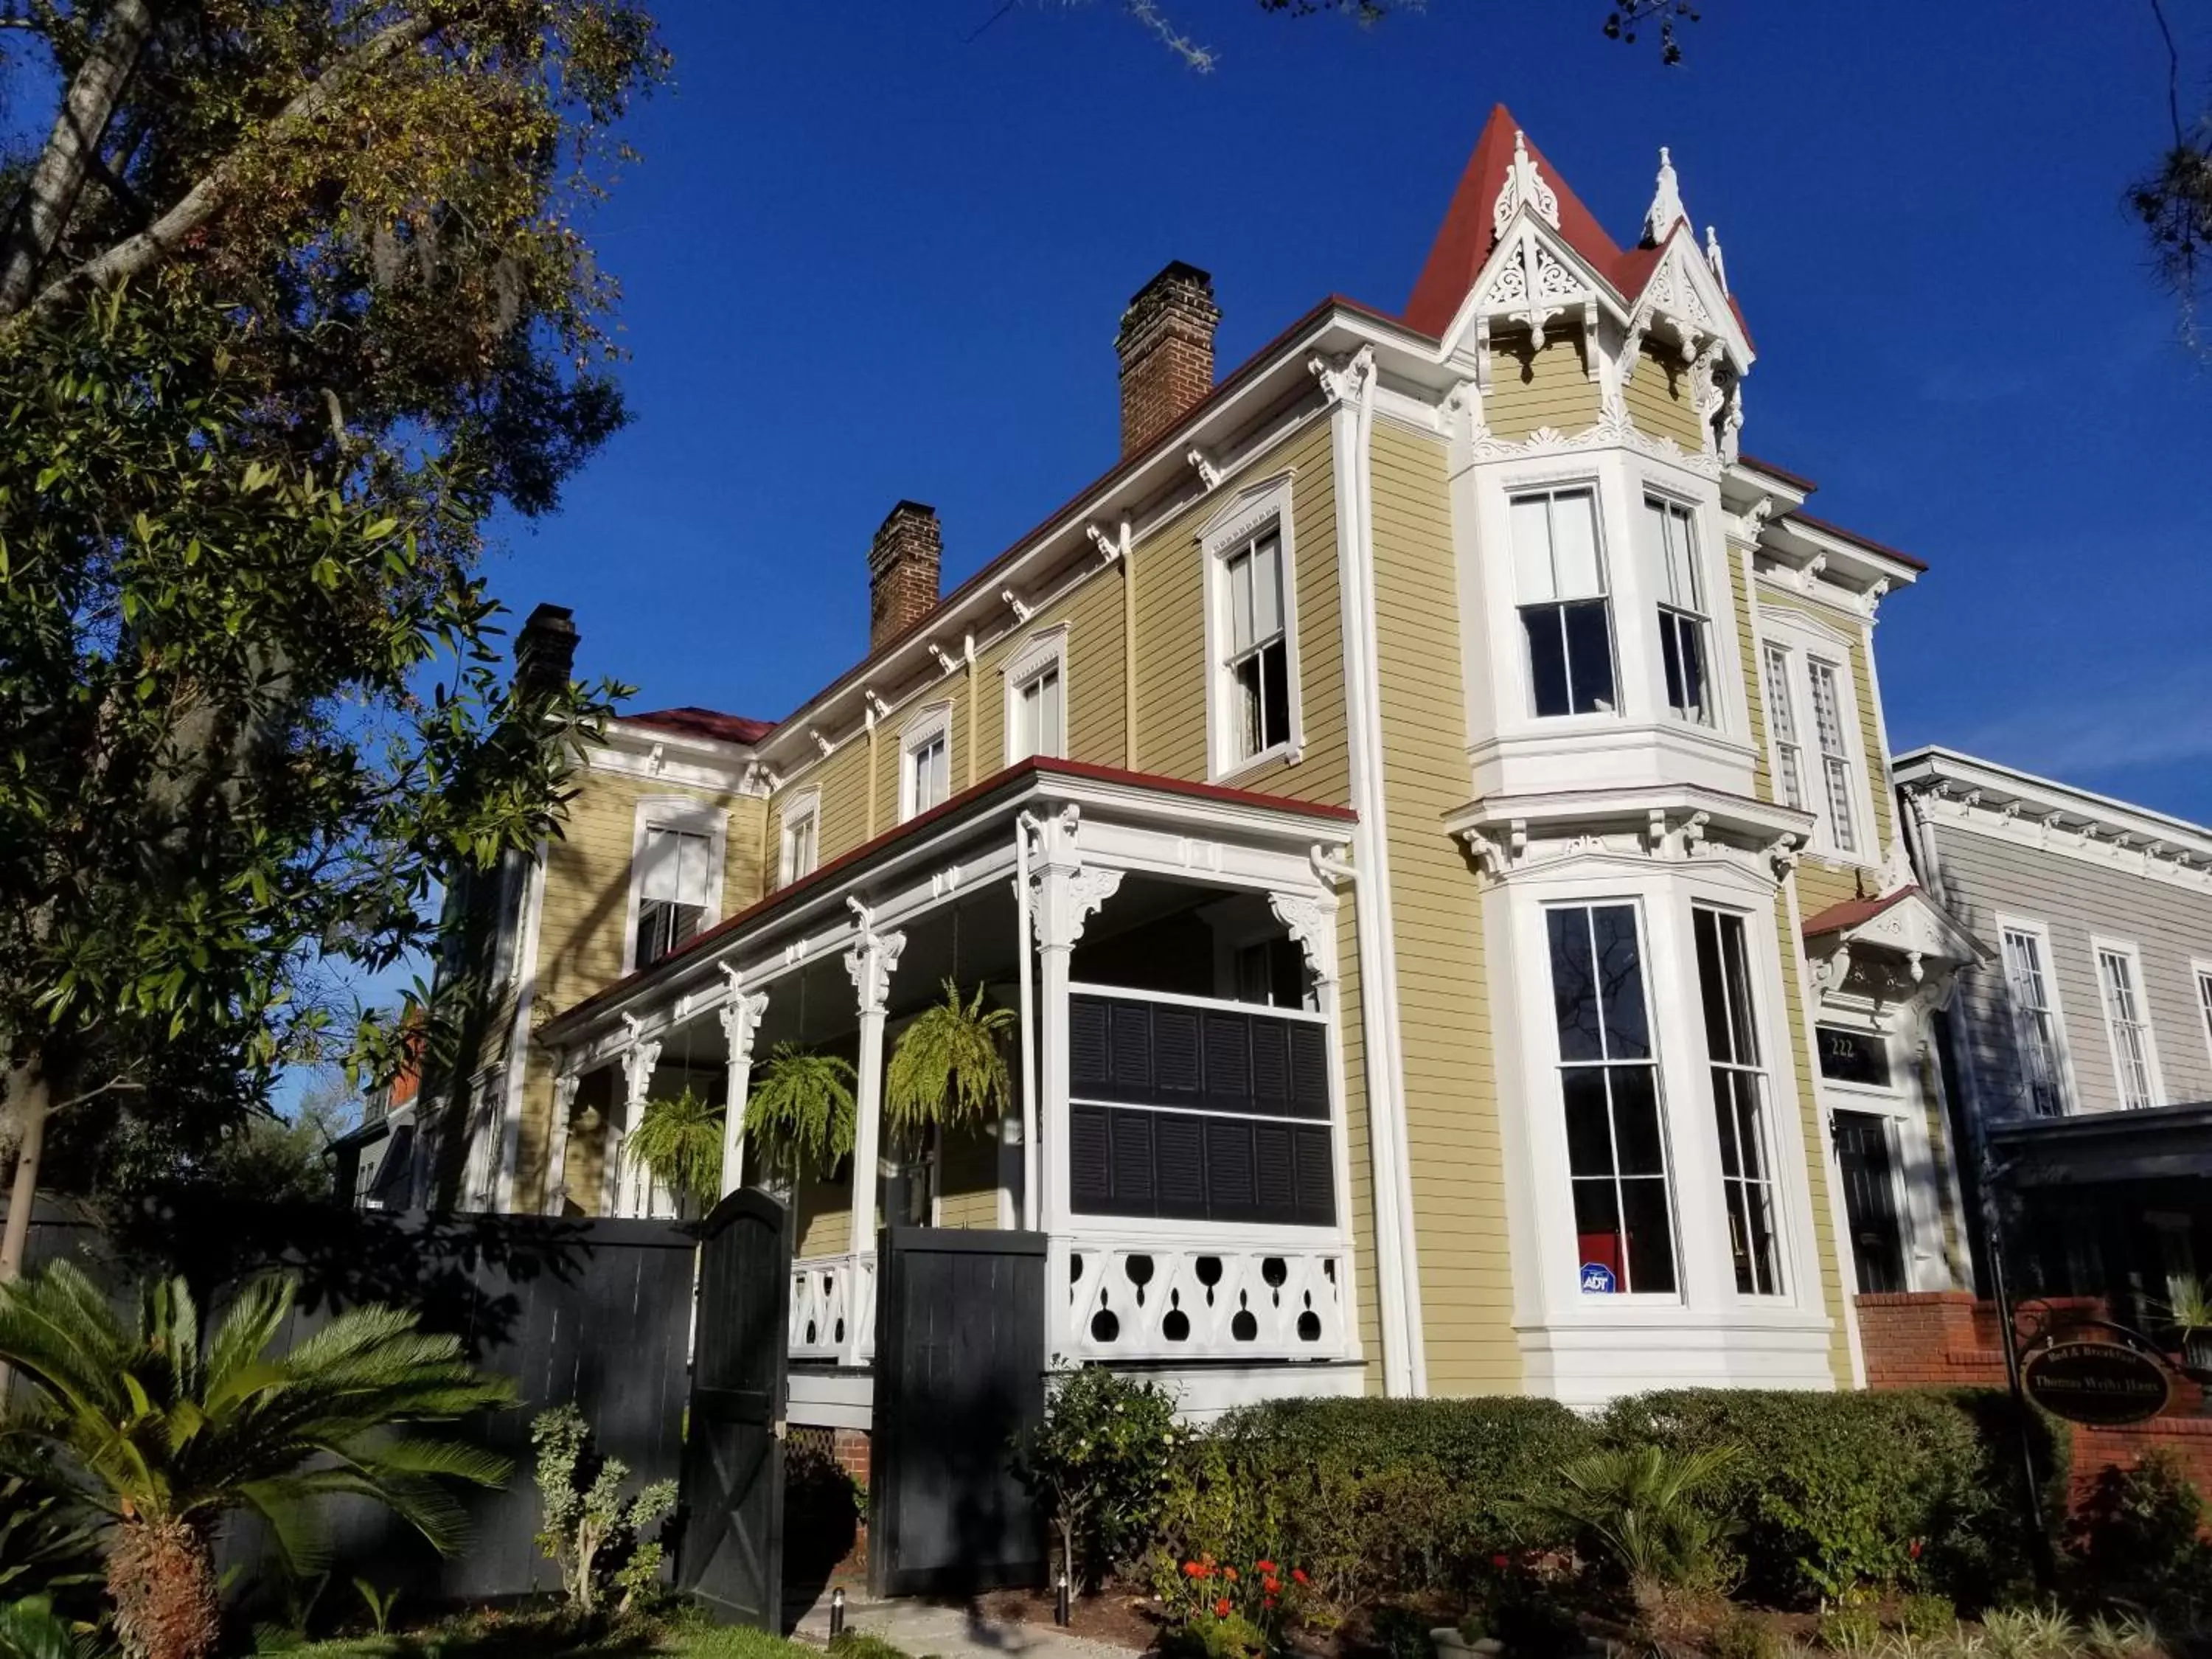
[1832,1110,1907,1295]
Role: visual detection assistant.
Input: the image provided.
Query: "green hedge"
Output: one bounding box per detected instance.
[1144,1388,2059,1615]
[1599,1388,2065,1609]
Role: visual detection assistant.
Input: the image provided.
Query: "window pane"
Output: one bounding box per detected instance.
[1524,605,1571,717]
[1039,667,1063,757]
[1260,638,1291,751]
[1620,1177,1679,1294]
[1548,907,1604,1063]
[1610,1066,1666,1175]
[1552,490,1603,598]
[1573,1178,1625,1288]
[675,829,713,905]
[1512,495,1557,602]
[1253,534,1284,638]
[639,827,680,902]
[1694,908,1731,1060]
[1764,646,1799,744]
[1562,599,1615,713]
[1562,1069,1615,1175]
[1234,655,1263,759]
[1590,904,1650,1060]
[1229,549,1255,653]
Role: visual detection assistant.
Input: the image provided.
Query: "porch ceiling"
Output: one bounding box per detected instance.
[1990,1102,2212,1187]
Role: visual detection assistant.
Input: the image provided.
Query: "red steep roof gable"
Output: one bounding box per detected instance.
[1405,105,1631,338]
[627,706,774,745]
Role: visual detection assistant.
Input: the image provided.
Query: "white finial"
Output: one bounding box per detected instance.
[1643,145,1687,246]
[1492,128,1560,237]
[1704,225,1729,295]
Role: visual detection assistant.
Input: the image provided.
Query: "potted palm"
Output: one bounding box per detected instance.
[2154,1274,2212,1382]
[0,1260,514,1659]
[743,1043,858,1180]
[627,1083,726,1216]
[886,980,1015,1140]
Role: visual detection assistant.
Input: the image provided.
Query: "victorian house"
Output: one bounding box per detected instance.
[394,108,1967,1422]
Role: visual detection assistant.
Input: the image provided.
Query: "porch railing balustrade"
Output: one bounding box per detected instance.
[789,1250,876,1363]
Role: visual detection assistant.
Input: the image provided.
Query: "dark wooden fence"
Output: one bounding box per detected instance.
[868,1225,1047,1597]
[0,1194,698,1605]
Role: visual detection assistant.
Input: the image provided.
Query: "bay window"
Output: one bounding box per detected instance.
[1514,489,1617,717]
[1546,902,1677,1295]
[1694,908,1782,1295]
[1646,496,1711,723]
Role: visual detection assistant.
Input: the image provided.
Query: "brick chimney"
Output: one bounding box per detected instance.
[868,501,942,649]
[515,602,579,695]
[1115,261,1220,456]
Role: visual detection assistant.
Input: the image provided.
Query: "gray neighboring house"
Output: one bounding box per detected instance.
[1895,745,2212,1321]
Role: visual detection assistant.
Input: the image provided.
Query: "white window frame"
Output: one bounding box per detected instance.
[1199,473,1304,782]
[620,798,728,975]
[900,701,954,821]
[2092,936,2165,1110]
[1510,481,1621,720]
[1994,914,2075,1117]
[1644,490,1714,727]
[1001,624,1071,765]
[777,787,821,888]
[462,1071,499,1212]
[1692,903,1787,1298]
[1758,610,1877,866]
[2194,959,2212,1076]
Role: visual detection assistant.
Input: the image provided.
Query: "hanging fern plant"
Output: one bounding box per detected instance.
[886,980,1015,1140]
[744,1044,858,1179]
[629,1084,725,1211]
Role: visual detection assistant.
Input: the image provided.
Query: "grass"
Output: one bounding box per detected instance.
[258,1610,816,1659]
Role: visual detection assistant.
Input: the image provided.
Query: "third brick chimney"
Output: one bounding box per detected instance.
[1115,261,1220,457]
[868,501,942,649]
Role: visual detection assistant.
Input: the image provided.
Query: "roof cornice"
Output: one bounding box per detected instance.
[1896,745,2212,868]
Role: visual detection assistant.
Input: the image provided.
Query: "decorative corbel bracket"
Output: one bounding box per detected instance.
[1186,449,1223,491]
[1764,831,1802,878]
[1086,519,1132,564]
[1001,588,1032,624]
[928,643,960,677]
[1310,844,1357,889]
[863,689,891,722]
[808,728,834,759]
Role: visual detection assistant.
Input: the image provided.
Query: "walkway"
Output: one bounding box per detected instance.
[789,1590,1145,1659]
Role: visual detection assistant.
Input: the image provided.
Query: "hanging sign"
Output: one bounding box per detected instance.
[2021,1340,2171,1426]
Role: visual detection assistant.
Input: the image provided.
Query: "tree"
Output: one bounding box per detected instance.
[0,0,661,1265]
[0,1259,515,1659]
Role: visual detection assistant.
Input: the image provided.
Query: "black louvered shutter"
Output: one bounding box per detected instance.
[1289,1024,1329,1119]
[1254,1122,1298,1222]
[1251,1018,1291,1115]
[1156,1113,1206,1214]
[1109,1110,1156,1213]
[1071,998,1110,1096]
[1203,1013,1251,1112]
[1070,1105,1110,1210]
[1204,1119,1256,1218]
[1110,1001,1153,1095]
[1294,1126,1335,1225]
[1155,1009,1202,1100]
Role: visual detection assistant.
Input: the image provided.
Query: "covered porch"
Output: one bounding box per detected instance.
[532,758,1366,1400]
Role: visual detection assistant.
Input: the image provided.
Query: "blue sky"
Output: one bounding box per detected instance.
[492,0,2212,826]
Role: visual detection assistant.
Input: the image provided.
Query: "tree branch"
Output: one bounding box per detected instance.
[0,0,159,316]
[18,10,442,323]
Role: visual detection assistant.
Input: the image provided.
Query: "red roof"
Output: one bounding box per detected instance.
[1786,511,1929,574]
[1801,887,1925,938]
[540,754,1356,1034]
[1738,453,1819,495]
[627,706,774,745]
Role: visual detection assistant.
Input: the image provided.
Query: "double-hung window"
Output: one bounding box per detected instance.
[779,797,819,888]
[634,824,712,967]
[1762,644,1806,810]
[1546,903,1677,1295]
[2198,967,2212,1068]
[1806,658,1860,855]
[1514,489,1616,717]
[1223,529,1292,763]
[1012,660,1064,762]
[902,707,953,821]
[1694,909,1783,1295]
[1646,497,1711,723]
[2096,944,2160,1109]
[1999,925,2067,1116]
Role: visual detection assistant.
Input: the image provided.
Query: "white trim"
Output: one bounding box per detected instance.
[2091,934,2167,1109]
[1893,746,2212,866]
[898,700,954,821]
[2194,959,2212,1077]
[1759,611,1877,869]
[619,798,730,977]
[1200,471,1307,782]
[1068,978,1328,1023]
[778,787,822,888]
[491,844,549,1211]
[1001,625,1071,765]
[1994,913,2079,1117]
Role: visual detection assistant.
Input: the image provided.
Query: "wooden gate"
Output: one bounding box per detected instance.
[678,1189,790,1627]
[869,1226,1048,1596]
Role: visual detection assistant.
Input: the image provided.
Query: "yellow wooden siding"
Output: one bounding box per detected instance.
[1331,899,1385,1392]
[1773,902,1854,1386]
[935,1125,1003,1229]
[1485,329,1599,440]
[1623,343,1705,451]
[1368,424,1517,1392]
[794,1169,853,1259]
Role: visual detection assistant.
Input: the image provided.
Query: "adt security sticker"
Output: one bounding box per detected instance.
[1579,1262,1618,1295]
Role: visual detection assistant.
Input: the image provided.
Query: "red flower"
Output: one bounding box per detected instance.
[1183,1562,1206,1579]
[1492,1553,1510,1570]
[1263,1577,1281,1596]
[1215,1599,1234,1619]
[1265,1597,1279,1610]
[1291,1568,1309,1586]
[1256,1559,1277,1574]
[1224,1568,1239,1582]
[1909,1539,1924,1560]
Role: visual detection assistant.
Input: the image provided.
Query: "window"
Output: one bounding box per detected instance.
[1817,1026,1892,1088]
[2198,966,2212,1068]
[2096,943,2160,1109]
[1514,489,1616,717]
[2000,925,2067,1116]
[1762,644,1805,810]
[1806,658,1860,855]
[1646,497,1711,723]
[900,709,953,821]
[634,824,712,967]
[1546,903,1677,1295]
[1223,529,1292,763]
[1694,909,1782,1295]
[779,796,819,888]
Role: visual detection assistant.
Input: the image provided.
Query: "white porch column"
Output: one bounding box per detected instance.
[1270,886,1362,1360]
[1031,807,1122,1237]
[603,1020,662,1218]
[717,967,770,1200]
[843,908,908,1304]
[542,1062,582,1216]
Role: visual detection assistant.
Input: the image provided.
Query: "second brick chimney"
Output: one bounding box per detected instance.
[868,501,942,649]
[1115,261,1220,457]
[515,602,580,696]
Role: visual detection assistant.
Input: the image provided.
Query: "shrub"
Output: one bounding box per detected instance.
[1155,1396,1596,1613]
[1711,1610,1781,1659]
[1531,1443,1740,1594]
[2067,1453,2212,1618]
[1162,1554,1312,1659]
[531,1405,678,1617]
[1815,1597,1879,1655]
[1017,1367,1192,1591]
[1897,1594,1955,1641]
[1600,1389,2061,1608]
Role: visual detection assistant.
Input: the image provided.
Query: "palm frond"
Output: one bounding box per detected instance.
[627,1085,726,1207]
[202,1276,294,1401]
[745,1045,858,1178]
[885,981,1015,1138]
[0,1262,132,1423]
[0,1596,102,1659]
